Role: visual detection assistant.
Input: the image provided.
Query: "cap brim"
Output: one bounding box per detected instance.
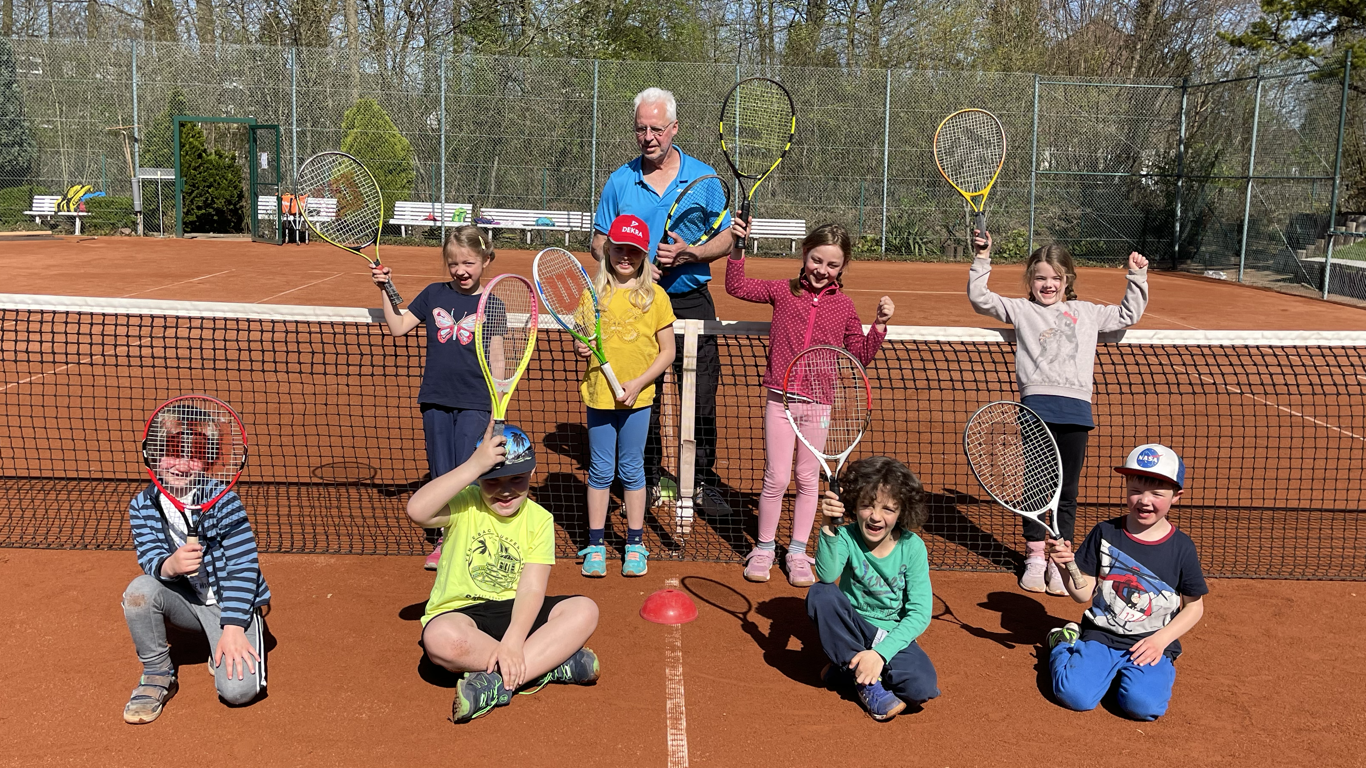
[479,458,536,481]
[1114,466,1182,488]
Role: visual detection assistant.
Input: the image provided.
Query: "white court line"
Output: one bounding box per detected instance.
[663,577,689,768]
[120,269,236,298]
[1,333,165,392]
[254,273,345,303]
[1165,361,1365,442]
[1094,297,1203,331]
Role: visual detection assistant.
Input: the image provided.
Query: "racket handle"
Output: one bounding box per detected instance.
[381,277,404,310]
[491,420,505,440]
[1064,561,1085,584]
[600,361,627,401]
[186,534,199,578]
[734,199,752,250]
[972,210,986,235]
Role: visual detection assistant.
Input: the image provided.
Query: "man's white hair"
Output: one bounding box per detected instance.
[633,87,677,122]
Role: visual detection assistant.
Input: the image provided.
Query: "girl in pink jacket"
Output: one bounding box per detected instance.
[726,218,894,586]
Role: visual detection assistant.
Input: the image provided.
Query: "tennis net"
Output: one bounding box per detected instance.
[2,293,1363,579]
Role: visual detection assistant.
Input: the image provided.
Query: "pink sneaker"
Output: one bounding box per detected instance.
[785,552,816,588]
[1044,561,1068,596]
[743,548,775,582]
[424,540,443,571]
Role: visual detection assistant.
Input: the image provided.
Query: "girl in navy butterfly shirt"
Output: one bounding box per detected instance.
[726,218,894,587]
[372,225,497,570]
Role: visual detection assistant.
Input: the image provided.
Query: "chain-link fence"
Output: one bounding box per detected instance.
[0,39,1357,300]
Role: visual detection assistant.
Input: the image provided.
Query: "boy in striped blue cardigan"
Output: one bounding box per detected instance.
[121,422,272,725]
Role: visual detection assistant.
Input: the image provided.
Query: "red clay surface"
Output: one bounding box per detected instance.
[1,550,1360,767]
[5,236,1366,330]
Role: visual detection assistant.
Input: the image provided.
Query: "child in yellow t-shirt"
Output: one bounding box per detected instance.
[574,213,677,578]
[410,420,601,724]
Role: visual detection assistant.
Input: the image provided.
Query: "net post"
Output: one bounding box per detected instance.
[1323,49,1352,299]
[1237,66,1263,283]
[674,319,702,537]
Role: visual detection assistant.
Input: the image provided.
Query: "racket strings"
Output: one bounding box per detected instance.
[297,155,382,247]
[670,178,729,244]
[963,406,1059,514]
[145,399,246,499]
[786,349,869,456]
[935,110,1006,195]
[536,251,596,337]
[725,81,793,177]
[482,283,537,387]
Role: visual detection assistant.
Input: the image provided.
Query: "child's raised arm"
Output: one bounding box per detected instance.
[724,216,779,304]
[966,230,1021,324]
[371,265,422,336]
[842,297,892,366]
[406,420,506,528]
[1095,251,1150,333]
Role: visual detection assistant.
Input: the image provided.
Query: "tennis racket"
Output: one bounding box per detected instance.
[531,247,626,400]
[719,77,796,249]
[962,401,1085,583]
[660,174,731,248]
[933,109,1006,234]
[782,345,873,498]
[476,274,538,440]
[296,150,403,311]
[140,395,249,578]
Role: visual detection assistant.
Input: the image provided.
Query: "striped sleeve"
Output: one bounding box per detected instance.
[210,492,264,628]
[128,487,175,582]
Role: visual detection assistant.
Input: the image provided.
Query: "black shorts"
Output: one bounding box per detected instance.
[432,595,578,641]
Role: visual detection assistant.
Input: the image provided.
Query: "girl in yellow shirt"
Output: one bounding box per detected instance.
[575,214,677,578]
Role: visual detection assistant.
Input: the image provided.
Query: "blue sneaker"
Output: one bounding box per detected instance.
[579,545,607,578]
[856,679,906,721]
[621,544,649,577]
[519,647,601,695]
[452,671,513,723]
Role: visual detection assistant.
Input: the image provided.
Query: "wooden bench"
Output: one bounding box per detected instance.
[388,201,474,237]
[749,218,806,253]
[477,208,593,245]
[24,195,90,235]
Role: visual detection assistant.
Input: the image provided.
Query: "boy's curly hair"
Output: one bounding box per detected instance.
[837,455,927,533]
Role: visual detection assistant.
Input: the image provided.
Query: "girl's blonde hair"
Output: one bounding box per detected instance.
[594,242,656,312]
[1024,244,1078,302]
[788,223,853,297]
[443,225,495,264]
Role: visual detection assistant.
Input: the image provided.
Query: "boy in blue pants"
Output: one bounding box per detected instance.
[1045,443,1208,721]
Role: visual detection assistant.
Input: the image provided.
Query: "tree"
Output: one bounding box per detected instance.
[1222,0,1366,73]
[340,97,414,219]
[0,37,36,186]
[141,88,190,170]
[179,120,244,232]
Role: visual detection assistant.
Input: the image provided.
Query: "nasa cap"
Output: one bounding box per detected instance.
[477,424,537,480]
[607,214,651,252]
[1115,443,1185,489]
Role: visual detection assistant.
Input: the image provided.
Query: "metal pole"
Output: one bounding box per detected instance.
[290,48,298,186]
[589,60,600,227]
[1173,77,1188,270]
[131,41,143,235]
[440,48,447,241]
[1028,74,1039,253]
[1323,49,1353,299]
[880,68,891,254]
[1237,67,1263,282]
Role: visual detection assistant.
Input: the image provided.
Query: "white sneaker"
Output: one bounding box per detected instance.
[1044,561,1068,596]
[1019,557,1046,593]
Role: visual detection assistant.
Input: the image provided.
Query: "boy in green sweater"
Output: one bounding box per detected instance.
[806,456,939,721]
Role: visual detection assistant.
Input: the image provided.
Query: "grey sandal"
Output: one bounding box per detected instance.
[123,671,178,724]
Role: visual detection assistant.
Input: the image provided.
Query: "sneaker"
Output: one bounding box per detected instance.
[696,485,734,517]
[1047,622,1080,649]
[452,671,513,723]
[855,679,907,721]
[785,552,816,588]
[743,548,775,582]
[1044,561,1068,596]
[424,539,443,571]
[578,545,607,578]
[123,670,178,724]
[1019,557,1047,593]
[520,647,601,694]
[622,544,649,577]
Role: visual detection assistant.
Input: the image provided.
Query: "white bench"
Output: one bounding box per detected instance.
[389,201,474,237]
[749,218,806,253]
[257,195,335,243]
[477,208,593,245]
[24,195,90,235]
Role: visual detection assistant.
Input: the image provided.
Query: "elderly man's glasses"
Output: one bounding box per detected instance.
[634,122,675,137]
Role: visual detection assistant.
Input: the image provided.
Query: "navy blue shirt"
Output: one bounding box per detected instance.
[594,146,730,295]
[1075,516,1208,659]
[407,282,490,410]
[1022,394,1094,429]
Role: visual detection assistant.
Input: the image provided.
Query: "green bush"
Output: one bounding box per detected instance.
[0,39,36,185]
[340,98,414,221]
[180,121,245,233]
[142,89,190,171]
[0,184,49,229]
[83,195,137,234]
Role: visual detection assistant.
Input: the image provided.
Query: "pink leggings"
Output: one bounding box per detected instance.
[758,391,829,546]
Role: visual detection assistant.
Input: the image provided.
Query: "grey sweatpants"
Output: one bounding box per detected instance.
[122,574,266,705]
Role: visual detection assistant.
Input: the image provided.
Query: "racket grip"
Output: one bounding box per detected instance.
[186,534,199,578]
[734,199,752,250]
[1064,561,1085,585]
[382,279,404,310]
[973,210,986,235]
[491,420,505,440]
[600,361,627,401]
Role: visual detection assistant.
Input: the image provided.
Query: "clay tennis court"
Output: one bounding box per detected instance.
[2,236,1364,766]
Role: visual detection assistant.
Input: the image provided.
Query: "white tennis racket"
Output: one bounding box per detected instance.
[782,345,873,497]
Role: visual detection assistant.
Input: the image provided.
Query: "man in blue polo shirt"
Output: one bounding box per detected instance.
[592,86,734,517]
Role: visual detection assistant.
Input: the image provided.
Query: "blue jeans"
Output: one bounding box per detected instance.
[587,406,651,491]
[1050,638,1176,721]
[806,582,940,704]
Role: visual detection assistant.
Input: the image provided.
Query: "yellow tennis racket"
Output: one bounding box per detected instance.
[719,77,796,249]
[297,150,402,311]
[476,274,538,439]
[933,109,1006,233]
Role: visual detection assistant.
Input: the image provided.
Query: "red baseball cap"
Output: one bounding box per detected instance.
[607,214,651,252]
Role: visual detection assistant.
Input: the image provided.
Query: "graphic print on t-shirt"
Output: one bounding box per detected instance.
[432,307,475,345]
[466,528,524,593]
[1086,539,1182,636]
[1033,309,1084,388]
